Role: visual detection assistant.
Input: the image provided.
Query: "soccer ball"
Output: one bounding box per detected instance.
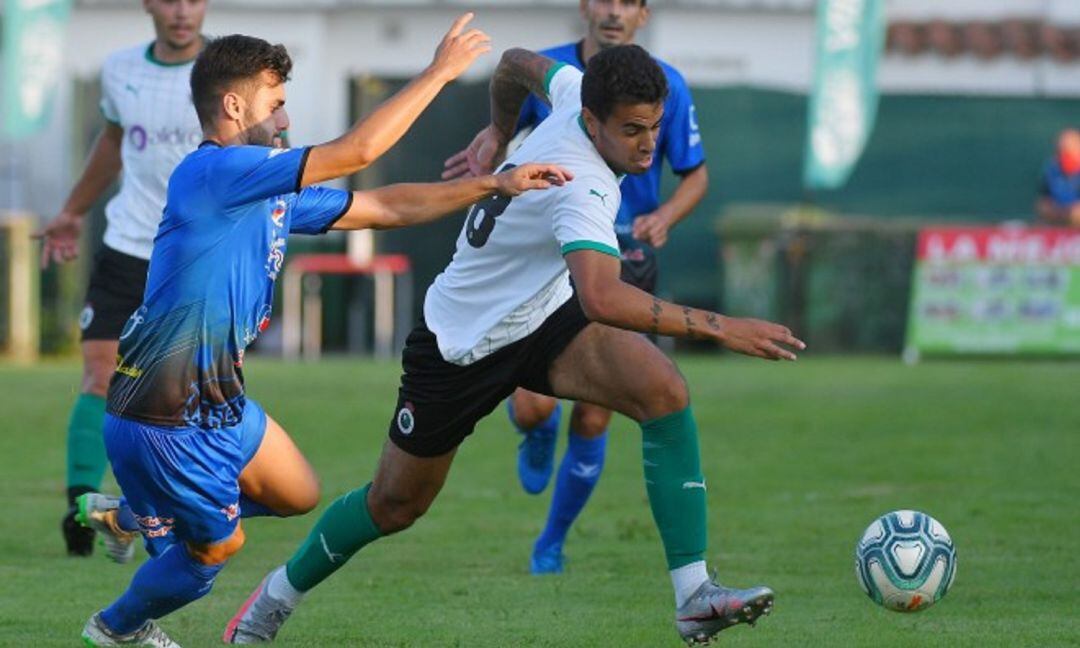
[855,510,957,612]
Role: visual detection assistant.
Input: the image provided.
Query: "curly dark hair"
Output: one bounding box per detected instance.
[190,34,292,128]
[581,44,667,123]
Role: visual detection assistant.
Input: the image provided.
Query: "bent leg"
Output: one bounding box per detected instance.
[285,440,456,593]
[238,415,320,517]
[532,401,611,569]
[547,324,707,593]
[99,525,243,636]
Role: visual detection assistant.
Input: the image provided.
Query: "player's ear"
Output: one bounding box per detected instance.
[142,0,153,14]
[222,91,245,124]
[578,0,589,21]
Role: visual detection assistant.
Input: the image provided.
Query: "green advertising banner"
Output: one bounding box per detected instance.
[803,0,886,190]
[2,0,73,139]
[904,227,1080,361]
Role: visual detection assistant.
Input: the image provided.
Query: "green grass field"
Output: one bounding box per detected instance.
[0,356,1077,647]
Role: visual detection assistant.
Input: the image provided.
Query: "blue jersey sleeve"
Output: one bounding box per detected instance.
[208,146,311,209]
[661,70,706,175]
[289,187,353,235]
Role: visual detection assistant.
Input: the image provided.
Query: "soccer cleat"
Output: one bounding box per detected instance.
[63,504,96,556]
[529,543,565,575]
[223,567,297,644]
[511,401,561,495]
[81,613,180,647]
[76,493,138,564]
[674,580,774,645]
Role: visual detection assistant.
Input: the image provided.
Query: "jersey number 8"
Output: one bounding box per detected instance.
[465,163,517,248]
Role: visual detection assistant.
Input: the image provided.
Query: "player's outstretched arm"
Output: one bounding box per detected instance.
[442,48,556,180]
[333,163,572,231]
[565,249,805,361]
[33,123,123,268]
[301,13,491,188]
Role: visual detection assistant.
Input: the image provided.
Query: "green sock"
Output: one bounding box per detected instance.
[285,483,382,592]
[66,393,108,493]
[641,407,707,570]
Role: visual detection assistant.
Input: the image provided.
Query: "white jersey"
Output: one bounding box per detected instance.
[99,43,203,260]
[425,64,622,365]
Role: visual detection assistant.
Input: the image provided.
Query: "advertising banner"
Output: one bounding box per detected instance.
[905,227,1080,359]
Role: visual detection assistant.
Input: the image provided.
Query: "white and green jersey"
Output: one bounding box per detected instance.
[99,42,202,260]
[425,64,622,365]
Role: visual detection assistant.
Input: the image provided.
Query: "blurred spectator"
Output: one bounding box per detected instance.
[1036,129,1080,227]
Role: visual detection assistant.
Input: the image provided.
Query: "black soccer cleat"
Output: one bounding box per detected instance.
[62,503,96,556]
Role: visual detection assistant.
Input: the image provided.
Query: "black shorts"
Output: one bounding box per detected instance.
[80,246,149,341]
[388,296,590,458]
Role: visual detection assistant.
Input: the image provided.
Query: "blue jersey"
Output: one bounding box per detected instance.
[1038,158,1080,207]
[517,42,705,250]
[107,143,351,429]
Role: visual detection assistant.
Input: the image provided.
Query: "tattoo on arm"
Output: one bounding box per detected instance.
[682,306,699,340]
[650,298,663,336]
[490,49,554,140]
[705,313,722,333]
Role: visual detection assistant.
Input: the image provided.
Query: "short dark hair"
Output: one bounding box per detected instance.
[190,34,292,128]
[581,44,667,123]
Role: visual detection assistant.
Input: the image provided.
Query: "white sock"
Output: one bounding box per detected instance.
[671,560,709,608]
[266,565,304,607]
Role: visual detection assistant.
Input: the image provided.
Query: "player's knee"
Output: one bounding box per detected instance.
[570,405,611,438]
[368,490,431,535]
[512,393,558,429]
[187,525,245,565]
[641,372,689,420]
[289,477,321,515]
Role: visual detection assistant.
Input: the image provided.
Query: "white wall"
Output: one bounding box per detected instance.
[12,1,1080,218]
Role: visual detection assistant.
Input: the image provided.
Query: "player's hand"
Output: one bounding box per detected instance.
[429,13,492,84]
[1069,203,1080,227]
[32,211,84,269]
[632,209,674,248]
[714,316,806,361]
[493,163,573,197]
[442,124,506,180]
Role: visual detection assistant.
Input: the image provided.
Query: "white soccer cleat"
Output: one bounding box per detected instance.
[675,580,774,644]
[81,613,180,647]
[223,567,297,644]
[76,493,138,564]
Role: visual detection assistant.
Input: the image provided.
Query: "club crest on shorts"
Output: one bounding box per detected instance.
[78,304,95,330]
[397,403,416,435]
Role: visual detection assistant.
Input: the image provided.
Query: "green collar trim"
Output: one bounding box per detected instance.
[144,42,199,68]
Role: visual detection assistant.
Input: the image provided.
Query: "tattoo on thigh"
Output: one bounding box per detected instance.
[650,298,662,336]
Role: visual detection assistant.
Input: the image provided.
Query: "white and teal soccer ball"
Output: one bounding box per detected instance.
[855,510,957,612]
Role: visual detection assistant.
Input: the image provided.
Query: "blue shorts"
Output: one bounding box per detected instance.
[104,398,267,555]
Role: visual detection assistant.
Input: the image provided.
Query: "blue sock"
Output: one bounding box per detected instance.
[99,543,224,635]
[534,429,607,553]
[115,498,139,533]
[240,494,282,518]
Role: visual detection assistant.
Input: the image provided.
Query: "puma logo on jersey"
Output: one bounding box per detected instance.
[588,189,609,205]
[682,480,707,490]
[125,83,139,97]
